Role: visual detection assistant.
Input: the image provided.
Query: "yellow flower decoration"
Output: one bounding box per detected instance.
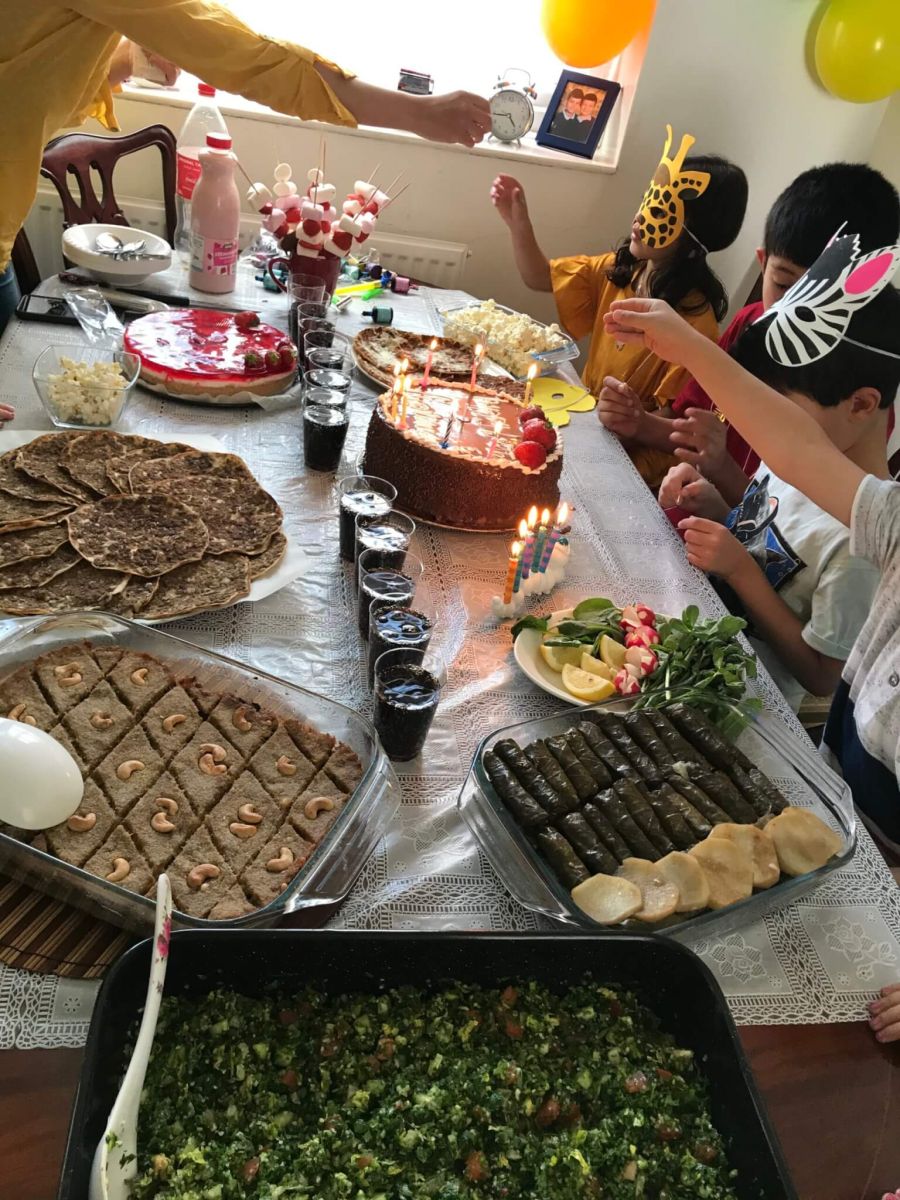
[531,379,597,427]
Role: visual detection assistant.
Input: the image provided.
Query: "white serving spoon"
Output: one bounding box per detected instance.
[0,718,83,829]
[89,873,173,1200]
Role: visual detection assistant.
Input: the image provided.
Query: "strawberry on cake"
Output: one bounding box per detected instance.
[124,309,298,399]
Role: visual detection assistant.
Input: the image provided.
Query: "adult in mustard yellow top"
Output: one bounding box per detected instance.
[490,141,748,490]
[0,0,491,296]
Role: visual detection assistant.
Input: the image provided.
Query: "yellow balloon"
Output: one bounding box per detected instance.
[815,0,900,103]
[541,0,656,69]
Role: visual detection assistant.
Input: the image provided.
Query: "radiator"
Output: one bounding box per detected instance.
[24,188,470,289]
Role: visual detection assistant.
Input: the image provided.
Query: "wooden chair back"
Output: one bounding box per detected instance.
[40,124,177,245]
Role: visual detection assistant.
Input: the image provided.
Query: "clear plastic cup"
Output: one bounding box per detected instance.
[303,368,352,396]
[308,345,351,375]
[303,385,347,411]
[354,509,415,570]
[368,600,434,687]
[357,550,423,639]
[337,475,396,563]
[303,404,349,472]
[372,646,444,761]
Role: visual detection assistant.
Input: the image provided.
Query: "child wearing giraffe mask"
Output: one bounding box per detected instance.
[490,125,747,489]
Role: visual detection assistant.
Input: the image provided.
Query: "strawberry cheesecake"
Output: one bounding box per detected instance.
[363,381,562,531]
[123,308,298,399]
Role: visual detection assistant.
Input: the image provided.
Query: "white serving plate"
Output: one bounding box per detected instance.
[513,606,586,706]
[0,431,312,623]
[62,223,172,287]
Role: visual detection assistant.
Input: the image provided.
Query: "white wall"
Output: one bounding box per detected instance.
[46,0,891,326]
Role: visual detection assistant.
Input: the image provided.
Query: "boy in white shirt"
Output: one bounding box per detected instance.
[602,234,900,1041]
[657,291,894,710]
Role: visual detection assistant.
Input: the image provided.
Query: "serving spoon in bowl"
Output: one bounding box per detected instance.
[89,873,173,1200]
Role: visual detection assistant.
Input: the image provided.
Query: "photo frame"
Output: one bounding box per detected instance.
[536,70,621,160]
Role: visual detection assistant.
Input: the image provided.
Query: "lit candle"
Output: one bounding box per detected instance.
[519,505,539,581]
[530,508,551,577]
[523,363,538,407]
[503,540,522,605]
[485,418,504,459]
[469,342,484,392]
[390,361,401,422]
[422,337,438,390]
[512,519,529,591]
[538,501,569,573]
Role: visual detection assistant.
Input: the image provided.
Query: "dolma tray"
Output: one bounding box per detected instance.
[458,699,855,939]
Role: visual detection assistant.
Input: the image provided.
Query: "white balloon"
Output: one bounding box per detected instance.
[0,719,83,830]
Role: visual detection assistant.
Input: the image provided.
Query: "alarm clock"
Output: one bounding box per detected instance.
[490,68,537,145]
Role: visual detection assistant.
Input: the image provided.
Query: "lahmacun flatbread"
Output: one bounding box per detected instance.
[15,433,94,501]
[66,494,209,577]
[248,530,287,579]
[353,328,473,388]
[0,544,79,590]
[103,575,160,618]
[0,489,74,532]
[140,554,251,620]
[60,432,162,496]
[0,450,72,503]
[0,558,127,615]
[105,442,194,493]
[128,450,254,494]
[134,474,282,556]
[0,522,69,567]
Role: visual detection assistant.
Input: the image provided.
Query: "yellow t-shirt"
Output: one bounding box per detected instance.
[550,251,719,488]
[0,0,357,273]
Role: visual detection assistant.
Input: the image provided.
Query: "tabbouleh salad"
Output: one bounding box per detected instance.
[129,981,739,1199]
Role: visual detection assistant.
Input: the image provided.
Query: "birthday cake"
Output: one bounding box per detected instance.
[363,381,562,531]
[123,309,298,399]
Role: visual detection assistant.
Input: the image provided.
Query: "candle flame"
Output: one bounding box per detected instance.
[493,418,504,435]
[429,337,438,350]
[518,518,528,538]
[527,363,539,381]
[400,357,409,374]
[540,508,551,524]
[527,505,538,528]
[393,361,401,378]
[511,541,522,558]
[557,501,569,524]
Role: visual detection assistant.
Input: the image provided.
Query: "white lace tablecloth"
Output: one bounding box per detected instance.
[1,265,898,1049]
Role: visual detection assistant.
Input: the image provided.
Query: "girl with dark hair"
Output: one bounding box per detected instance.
[490,128,748,489]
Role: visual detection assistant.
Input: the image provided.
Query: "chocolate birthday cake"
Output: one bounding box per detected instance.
[363,381,562,531]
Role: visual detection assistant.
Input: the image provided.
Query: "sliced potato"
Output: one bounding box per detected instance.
[689,838,753,909]
[709,823,780,889]
[571,873,643,925]
[766,807,843,877]
[656,851,710,912]
[616,857,680,923]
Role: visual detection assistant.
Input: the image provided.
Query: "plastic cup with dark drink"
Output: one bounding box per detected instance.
[355,510,415,572]
[308,344,351,374]
[304,368,352,396]
[305,328,350,360]
[373,647,443,761]
[304,385,347,412]
[303,404,349,472]
[367,602,433,686]
[337,475,396,563]
[357,550,423,638]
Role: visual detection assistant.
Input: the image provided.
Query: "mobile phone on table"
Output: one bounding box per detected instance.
[16,293,147,325]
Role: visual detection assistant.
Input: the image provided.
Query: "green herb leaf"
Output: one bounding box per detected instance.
[511,615,547,639]
[572,597,616,619]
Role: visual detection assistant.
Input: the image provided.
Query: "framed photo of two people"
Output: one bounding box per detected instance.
[536,70,621,159]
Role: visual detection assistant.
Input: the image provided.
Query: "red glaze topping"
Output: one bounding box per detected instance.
[123,309,296,383]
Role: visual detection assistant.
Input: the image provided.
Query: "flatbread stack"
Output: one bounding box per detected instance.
[0,432,287,621]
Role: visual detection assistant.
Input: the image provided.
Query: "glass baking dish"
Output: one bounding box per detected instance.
[0,612,400,932]
[458,699,856,940]
[439,298,580,378]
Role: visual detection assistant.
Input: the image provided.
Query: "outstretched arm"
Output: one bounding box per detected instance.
[604,299,865,528]
[490,175,552,292]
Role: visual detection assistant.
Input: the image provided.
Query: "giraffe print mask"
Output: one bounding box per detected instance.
[636,125,711,250]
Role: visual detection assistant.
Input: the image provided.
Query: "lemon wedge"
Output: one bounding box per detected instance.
[599,634,627,671]
[562,664,617,702]
[580,652,614,680]
[540,641,584,672]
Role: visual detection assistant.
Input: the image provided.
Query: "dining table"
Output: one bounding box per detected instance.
[0,261,898,1200]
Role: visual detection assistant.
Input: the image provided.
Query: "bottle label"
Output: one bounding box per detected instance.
[177,152,202,200]
[190,234,238,277]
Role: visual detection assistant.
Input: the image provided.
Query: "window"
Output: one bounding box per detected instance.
[220,0,614,105]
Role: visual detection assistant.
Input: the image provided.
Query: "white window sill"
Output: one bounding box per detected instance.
[121,82,620,175]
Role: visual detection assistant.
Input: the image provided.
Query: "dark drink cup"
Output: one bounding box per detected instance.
[357,550,423,638]
[308,345,350,373]
[337,475,396,563]
[355,510,415,571]
[304,385,346,412]
[367,603,433,686]
[304,367,352,395]
[373,647,442,761]
[303,404,348,472]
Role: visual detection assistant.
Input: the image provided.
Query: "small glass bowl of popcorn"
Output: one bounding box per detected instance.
[32,346,141,429]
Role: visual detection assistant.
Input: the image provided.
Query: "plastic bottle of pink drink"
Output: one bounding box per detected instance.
[189,132,241,294]
[174,83,228,258]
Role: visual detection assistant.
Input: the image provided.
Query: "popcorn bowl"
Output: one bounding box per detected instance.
[32,345,141,429]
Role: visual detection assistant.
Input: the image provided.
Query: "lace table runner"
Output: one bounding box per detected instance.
[0,270,897,1048]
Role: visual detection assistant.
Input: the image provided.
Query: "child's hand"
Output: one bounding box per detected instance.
[679,516,749,581]
[490,174,529,227]
[604,298,703,364]
[671,407,731,476]
[597,376,642,438]
[659,463,703,509]
[658,464,728,520]
[869,982,900,1042]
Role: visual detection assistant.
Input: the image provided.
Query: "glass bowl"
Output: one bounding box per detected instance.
[32,345,141,429]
